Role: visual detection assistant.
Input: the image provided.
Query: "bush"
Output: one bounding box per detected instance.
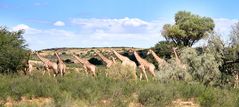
[0,68,238,106]
[104,63,136,80]
[0,27,28,73]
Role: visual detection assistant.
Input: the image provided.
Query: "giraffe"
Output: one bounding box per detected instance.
[112,49,137,80]
[25,60,33,75]
[72,53,96,76]
[94,51,114,68]
[54,51,66,76]
[133,50,156,81]
[172,47,187,70]
[35,52,58,77]
[147,49,169,70]
[23,52,33,75]
[94,51,115,77]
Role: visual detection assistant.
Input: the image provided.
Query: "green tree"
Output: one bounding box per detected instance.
[180,33,223,85]
[0,27,28,73]
[162,11,215,47]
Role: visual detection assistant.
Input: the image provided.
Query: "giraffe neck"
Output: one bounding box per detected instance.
[113,50,127,61]
[55,52,63,63]
[134,51,145,65]
[173,50,181,64]
[111,56,116,64]
[73,54,87,64]
[36,53,50,63]
[98,53,111,63]
[150,50,165,64]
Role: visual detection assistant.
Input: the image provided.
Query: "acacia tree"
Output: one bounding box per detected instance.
[162,11,215,47]
[0,27,28,73]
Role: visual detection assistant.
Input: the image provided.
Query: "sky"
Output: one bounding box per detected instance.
[0,0,239,50]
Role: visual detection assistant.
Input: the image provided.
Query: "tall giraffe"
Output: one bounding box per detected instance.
[172,47,186,70]
[35,52,58,76]
[94,51,114,68]
[112,49,137,80]
[72,53,96,76]
[133,50,156,81]
[147,49,169,69]
[54,51,66,76]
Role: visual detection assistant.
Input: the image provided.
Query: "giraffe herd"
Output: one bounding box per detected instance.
[24,48,187,81]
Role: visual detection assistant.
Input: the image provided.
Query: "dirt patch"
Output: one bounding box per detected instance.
[168,98,200,107]
[4,96,53,107]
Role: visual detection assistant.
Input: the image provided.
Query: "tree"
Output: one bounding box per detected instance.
[175,33,224,85]
[161,11,215,47]
[0,27,29,73]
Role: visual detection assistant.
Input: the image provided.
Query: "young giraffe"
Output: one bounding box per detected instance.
[35,52,58,77]
[72,53,96,76]
[112,49,137,80]
[133,50,156,81]
[172,47,187,70]
[23,52,33,75]
[54,51,66,76]
[24,60,33,75]
[147,49,169,70]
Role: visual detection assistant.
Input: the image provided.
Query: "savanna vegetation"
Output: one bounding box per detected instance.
[1,11,239,107]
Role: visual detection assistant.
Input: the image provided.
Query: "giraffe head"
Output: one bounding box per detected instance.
[128,48,135,53]
[147,49,153,55]
[93,49,101,57]
[172,47,178,51]
[53,51,58,56]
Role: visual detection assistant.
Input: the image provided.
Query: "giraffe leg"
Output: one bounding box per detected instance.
[91,67,96,77]
[139,65,147,81]
[43,67,49,76]
[48,69,51,76]
[29,65,33,75]
[143,69,148,82]
[139,72,143,81]
[63,66,66,76]
[131,67,137,81]
[133,71,137,81]
[149,65,156,78]
[60,67,63,77]
[83,65,88,75]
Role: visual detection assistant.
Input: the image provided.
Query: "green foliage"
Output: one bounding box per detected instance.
[0,69,239,106]
[153,41,177,59]
[0,27,28,73]
[179,33,224,85]
[162,11,215,47]
[103,63,136,80]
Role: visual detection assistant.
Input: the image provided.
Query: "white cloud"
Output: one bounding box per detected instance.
[212,18,238,44]
[12,24,31,31]
[71,17,166,34]
[12,17,238,50]
[53,21,65,26]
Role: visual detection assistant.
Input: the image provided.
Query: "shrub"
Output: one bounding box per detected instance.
[0,27,28,73]
[104,63,136,80]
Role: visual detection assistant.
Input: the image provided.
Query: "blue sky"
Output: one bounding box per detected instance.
[1,0,239,50]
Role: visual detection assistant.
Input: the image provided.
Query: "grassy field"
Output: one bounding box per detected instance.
[1,65,239,107]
